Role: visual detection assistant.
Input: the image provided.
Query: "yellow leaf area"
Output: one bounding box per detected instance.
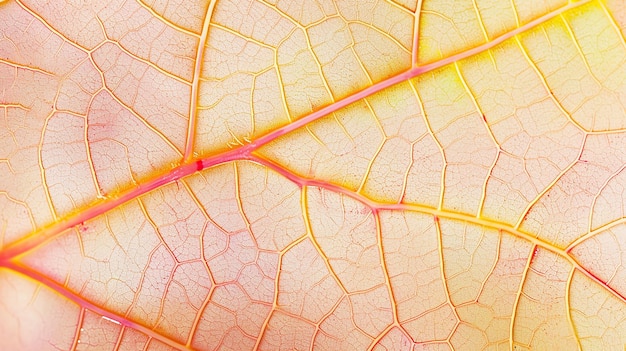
[1,0,626,350]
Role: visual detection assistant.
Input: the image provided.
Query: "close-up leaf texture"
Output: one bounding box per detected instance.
[1,0,626,350]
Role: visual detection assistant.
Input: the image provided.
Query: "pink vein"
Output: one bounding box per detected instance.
[248,0,587,151]
[0,0,587,265]
[4,261,192,351]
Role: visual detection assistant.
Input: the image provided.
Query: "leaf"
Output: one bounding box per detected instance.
[1,0,626,350]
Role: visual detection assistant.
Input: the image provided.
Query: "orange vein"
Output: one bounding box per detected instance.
[184,0,218,161]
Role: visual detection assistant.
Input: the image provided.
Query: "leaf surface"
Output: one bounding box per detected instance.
[1,0,626,350]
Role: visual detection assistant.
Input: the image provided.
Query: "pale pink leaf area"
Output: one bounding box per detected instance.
[2,0,626,350]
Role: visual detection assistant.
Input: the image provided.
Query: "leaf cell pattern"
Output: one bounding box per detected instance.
[1,0,626,350]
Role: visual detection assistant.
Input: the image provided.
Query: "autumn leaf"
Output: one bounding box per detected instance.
[1,0,626,350]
